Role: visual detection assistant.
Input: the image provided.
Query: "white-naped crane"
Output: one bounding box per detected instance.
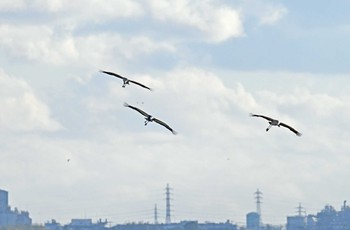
[250,113,302,136]
[100,70,152,91]
[124,103,177,135]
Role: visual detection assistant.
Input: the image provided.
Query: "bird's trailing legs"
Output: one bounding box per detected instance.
[266,124,272,132]
[122,79,130,88]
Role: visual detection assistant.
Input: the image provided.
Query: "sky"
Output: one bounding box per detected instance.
[1,0,350,227]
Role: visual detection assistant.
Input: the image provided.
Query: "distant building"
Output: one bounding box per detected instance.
[286,216,306,230]
[46,218,108,230]
[45,219,62,230]
[199,221,237,230]
[64,218,108,230]
[314,203,350,230]
[260,225,282,230]
[284,202,350,230]
[246,212,260,230]
[0,189,32,227]
[111,221,198,230]
[0,190,9,213]
[110,221,237,230]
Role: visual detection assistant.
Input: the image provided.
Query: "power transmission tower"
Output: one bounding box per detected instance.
[165,184,172,224]
[154,204,158,224]
[255,189,263,227]
[296,203,306,216]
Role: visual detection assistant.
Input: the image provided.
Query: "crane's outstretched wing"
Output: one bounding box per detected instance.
[100,70,127,80]
[124,103,149,117]
[249,113,274,122]
[152,118,177,135]
[279,122,302,136]
[129,80,152,91]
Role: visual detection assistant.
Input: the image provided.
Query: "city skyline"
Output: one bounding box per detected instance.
[1,185,348,226]
[2,186,350,230]
[1,0,350,226]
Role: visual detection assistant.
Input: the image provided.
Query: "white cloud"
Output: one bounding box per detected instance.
[0,0,25,11]
[0,1,244,67]
[148,0,244,43]
[0,24,79,64]
[259,6,288,25]
[12,0,144,23]
[74,33,177,69]
[238,0,288,26]
[0,70,62,131]
[0,23,176,67]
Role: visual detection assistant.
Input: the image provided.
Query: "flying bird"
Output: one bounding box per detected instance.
[250,113,302,136]
[100,70,152,91]
[124,103,177,135]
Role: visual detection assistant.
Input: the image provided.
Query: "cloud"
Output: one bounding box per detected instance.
[259,6,288,25]
[0,70,62,132]
[2,0,144,23]
[148,0,244,43]
[0,23,176,67]
[138,68,253,135]
[0,0,25,11]
[0,24,79,64]
[75,33,176,68]
[238,0,288,26]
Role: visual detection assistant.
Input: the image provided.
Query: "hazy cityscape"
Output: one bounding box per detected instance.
[1,187,349,230]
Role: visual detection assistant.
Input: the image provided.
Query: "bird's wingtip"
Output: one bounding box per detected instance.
[249,113,254,116]
[172,130,178,135]
[297,132,302,137]
[123,102,129,107]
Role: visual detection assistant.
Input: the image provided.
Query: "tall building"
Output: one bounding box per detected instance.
[0,188,32,227]
[0,190,9,213]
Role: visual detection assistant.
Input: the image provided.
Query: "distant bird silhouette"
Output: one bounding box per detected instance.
[100,70,152,91]
[124,102,177,135]
[250,113,302,136]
